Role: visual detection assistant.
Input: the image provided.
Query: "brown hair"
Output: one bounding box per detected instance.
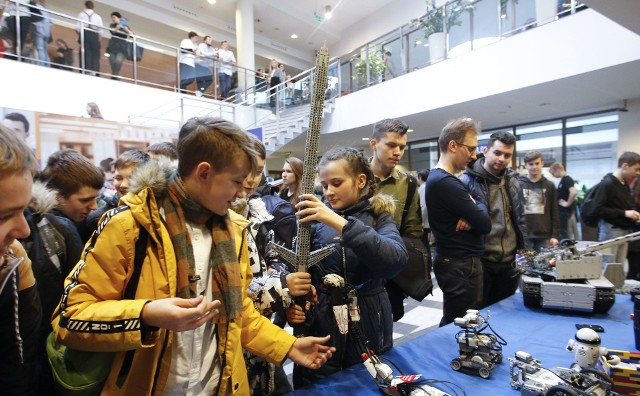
[0,125,38,178]
[438,117,479,152]
[40,149,104,197]
[177,117,257,177]
[372,118,408,141]
[523,151,543,164]
[114,150,150,171]
[549,162,564,174]
[318,147,376,201]
[146,142,178,161]
[284,156,303,205]
[618,151,640,168]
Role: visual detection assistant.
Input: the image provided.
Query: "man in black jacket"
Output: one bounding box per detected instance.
[519,151,560,251]
[459,131,528,307]
[593,151,640,265]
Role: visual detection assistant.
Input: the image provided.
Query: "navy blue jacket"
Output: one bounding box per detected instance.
[294,195,407,387]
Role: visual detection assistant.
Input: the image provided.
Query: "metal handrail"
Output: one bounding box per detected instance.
[1,0,269,96]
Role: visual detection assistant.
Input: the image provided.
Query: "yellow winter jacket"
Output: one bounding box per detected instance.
[51,161,296,395]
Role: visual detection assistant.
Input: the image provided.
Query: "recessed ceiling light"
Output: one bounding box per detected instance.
[208,0,216,4]
[291,34,298,39]
[362,137,369,141]
[408,129,414,132]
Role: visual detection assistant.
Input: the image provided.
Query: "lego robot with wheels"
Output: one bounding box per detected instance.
[450,309,505,379]
[509,351,617,396]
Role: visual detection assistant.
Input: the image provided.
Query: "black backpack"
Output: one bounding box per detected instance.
[580,182,602,228]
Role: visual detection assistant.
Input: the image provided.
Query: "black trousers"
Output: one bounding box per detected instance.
[481,259,520,307]
[81,30,101,74]
[433,255,483,327]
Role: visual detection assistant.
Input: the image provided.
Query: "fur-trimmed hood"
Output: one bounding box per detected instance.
[369,193,396,216]
[28,180,57,216]
[127,157,176,197]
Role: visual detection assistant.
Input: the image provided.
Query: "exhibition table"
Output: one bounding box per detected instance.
[291,293,636,395]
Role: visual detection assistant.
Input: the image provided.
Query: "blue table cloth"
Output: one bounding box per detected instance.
[291,293,636,395]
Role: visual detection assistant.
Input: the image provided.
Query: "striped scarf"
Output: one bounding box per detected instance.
[162,174,243,323]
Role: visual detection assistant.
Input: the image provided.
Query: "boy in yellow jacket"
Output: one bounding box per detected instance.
[53,117,334,395]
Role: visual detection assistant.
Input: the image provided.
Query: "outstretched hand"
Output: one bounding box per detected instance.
[141,295,220,332]
[287,335,336,369]
[296,194,348,233]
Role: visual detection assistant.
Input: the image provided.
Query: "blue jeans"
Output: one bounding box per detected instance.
[433,255,483,327]
[32,31,50,67]
[598,219,629,266]
[218,72,231,99]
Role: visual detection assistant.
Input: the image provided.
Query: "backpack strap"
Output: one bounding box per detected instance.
[400,173,417,232]
[124,225,148,299]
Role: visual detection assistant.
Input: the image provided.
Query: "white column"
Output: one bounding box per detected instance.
[236,0,255,94]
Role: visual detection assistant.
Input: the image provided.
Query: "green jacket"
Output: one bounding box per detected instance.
[376,167,423,238]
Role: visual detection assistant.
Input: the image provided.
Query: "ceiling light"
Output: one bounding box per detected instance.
[415,40,422,45]
[324,5,332,20]
[362,137,369,141]
[208,0,216,4]
[408,129,414,133]
[291,34,298,39]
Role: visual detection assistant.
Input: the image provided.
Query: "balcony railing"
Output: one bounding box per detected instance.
[0,0,269,102]
[337,0,586,95]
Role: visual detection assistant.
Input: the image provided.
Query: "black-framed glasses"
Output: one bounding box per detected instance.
[456,142,477,154]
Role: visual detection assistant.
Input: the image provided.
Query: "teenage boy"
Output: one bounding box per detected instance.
[549,162,579,240]
[39,149,104,225]
[0,125,41,394]
[80,150,151,243]
[52,117,334,395]
[425,118,491,326]
[370,118,423,321]
[592,151,640,264]
[518,151,560,251]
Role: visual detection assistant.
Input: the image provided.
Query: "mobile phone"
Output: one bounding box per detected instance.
[575,323,605,332]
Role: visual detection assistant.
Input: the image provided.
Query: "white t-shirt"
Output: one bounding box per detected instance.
[164,221,220,396]
[77,9,103,33]
[217,48,236,76]
[179,38,198,67]
[196,43,217,69]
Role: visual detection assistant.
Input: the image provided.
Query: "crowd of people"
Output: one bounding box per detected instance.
[2,108,639,394]
[0,1,294,101]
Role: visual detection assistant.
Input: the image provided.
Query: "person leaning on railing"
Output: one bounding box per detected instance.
[106,11,133,79]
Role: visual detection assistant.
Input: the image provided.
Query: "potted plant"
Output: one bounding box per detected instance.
[354,48,385,87]
[411,0,473,62]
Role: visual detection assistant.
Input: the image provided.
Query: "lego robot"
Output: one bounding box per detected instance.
[509,351,617,396]
[566,328,621,371]
[450,309,505,379]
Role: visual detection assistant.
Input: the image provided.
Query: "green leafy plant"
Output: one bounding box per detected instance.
[354,51,385,81]
[411,0,473,38]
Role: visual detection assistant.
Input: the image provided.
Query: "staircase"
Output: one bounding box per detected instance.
[262,100,335,153]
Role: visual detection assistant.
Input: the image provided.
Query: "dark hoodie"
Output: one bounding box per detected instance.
[459,157,528,263]
[517,174,560,240]
[593,173,636,229]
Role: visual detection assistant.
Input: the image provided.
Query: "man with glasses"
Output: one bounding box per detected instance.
[460,131,529,307]
[425,118,491,326]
